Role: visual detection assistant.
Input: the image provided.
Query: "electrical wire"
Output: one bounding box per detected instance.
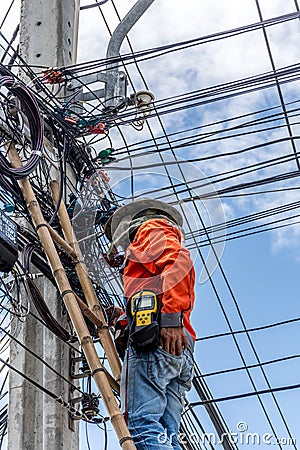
[0,325,83,395]
[196,314,300,339]
[80,1,109,10]
[254,0,300,171]
[189,382,300,407]
[0,65,44,178]
[197,354,300,379]
[0,0,16,30]
[64,11,300,73]
[0,357,85,419]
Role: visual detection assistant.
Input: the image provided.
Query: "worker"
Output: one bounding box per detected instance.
[105,198,195,450]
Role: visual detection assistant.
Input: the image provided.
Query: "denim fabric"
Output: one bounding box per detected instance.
[120,345,194,449]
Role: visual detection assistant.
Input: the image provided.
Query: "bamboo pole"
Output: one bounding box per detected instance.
[47,223,78,259]
[8,146,136,450]
[72,292,121,392]
[50,180,122,381]
[74,292,103,328]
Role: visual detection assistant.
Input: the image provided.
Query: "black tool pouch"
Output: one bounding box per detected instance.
[129,320,160,352]
[114,325,129,361]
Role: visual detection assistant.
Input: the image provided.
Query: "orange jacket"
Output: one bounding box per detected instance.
[123,218,196,342]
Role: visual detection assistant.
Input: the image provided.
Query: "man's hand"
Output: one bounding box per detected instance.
[105,305,123,327]
[160,327,188,356]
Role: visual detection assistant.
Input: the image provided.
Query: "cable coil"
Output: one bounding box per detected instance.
[0,66,44,179]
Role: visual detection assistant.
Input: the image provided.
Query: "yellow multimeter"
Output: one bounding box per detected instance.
[130,290,158,327]
[128,290,160,351]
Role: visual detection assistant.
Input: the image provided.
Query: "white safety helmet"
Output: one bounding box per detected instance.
[104,198,183,250]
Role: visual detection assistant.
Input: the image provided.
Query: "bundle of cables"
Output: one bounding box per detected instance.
[21,243,72,342]
[0,65,44,179]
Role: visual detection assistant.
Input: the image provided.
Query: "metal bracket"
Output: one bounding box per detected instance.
[70,354,91,379]
[66,0,155,111]
[105,0,155,110]
[65,69,127,107]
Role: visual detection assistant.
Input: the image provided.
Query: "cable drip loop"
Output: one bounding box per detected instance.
[0,65,44,179]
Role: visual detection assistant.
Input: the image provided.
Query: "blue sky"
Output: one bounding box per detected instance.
[1,0,300,448]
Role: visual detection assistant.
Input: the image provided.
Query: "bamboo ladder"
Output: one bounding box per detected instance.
[8,144,136,450]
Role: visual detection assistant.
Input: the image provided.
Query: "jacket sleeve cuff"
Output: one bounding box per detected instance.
[160,312,183,327]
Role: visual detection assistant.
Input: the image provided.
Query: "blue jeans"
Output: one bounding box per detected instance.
[120,345,194,449]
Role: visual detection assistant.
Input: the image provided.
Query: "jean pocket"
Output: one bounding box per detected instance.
[148,348,182,386]
[178,353,194,392]
[156,346,183,361]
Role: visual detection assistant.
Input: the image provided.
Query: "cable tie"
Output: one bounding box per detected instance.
[91,367,105,377]
[119,436,134,445]
[74,259,84,265]
[35,223,49,232]
[61,289,74,298]
[32,150,43,157]
[9,80,21,90]
[96,325,109,331]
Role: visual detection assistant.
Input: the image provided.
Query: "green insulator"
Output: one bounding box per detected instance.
[98,148,112,160]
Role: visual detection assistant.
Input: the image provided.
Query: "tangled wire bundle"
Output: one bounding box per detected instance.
[0,65,44,179]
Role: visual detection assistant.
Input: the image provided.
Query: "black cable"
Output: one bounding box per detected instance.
[103,419,108,450]
[0,357,84,419]
[0,325,83,395]
[80,1,109,10]
[85,421,92,450]
[0,24,19,64]
[0,66,44,178]
[113,107,300,157]
[65,11,300,73]
[47,134,65,226]
[113,99,300,154]
[19,245,72,342]
[254,0,300,171]
[108,135,300,169]
[24,274,72,342]
[172,170,300,203]
[120,147,299,202]
[197,354,300,379]
[189,382,300,407]
[0,0,16,30]
[187,216,300,249]
[0,367,8,448]
[187,199,300,239]
[111,63,300,125]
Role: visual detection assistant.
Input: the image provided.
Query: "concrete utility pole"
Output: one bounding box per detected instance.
[8,1,80,449]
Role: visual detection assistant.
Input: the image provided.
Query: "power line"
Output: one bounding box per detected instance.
[197,354,300,379]
[189,382,300,407]
[80,1,109,10]
[0,0,16,30]
[254,0,300,171]
[0,357,90,421]
[0,325,84,395]
[65,11,300,73]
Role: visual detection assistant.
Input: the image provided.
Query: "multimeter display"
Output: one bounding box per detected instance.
[130,291,158,327]
[132,296,153,311]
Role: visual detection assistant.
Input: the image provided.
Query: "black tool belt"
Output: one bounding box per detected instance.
[127,290,160,352]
